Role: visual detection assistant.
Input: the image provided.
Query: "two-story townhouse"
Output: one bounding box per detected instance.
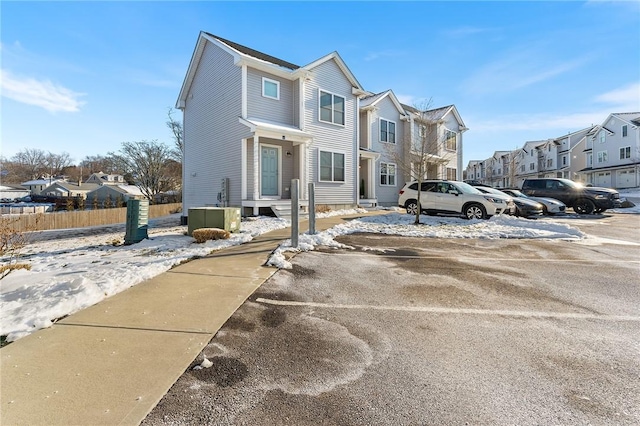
[581,113,640,188]
[536,139,559,178]
[464,160,481,181]
[176,32,367,220]
[489,151,510,187]
[358,90,409,206]
[555,126,595,182]
[401,104,467,182]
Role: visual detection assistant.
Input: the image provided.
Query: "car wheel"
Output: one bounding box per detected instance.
[594,207,605,213]
[464,203,486,220]
[405,200,419,215]
[574,199,595,214]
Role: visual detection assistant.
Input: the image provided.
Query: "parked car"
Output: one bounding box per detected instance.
[473,186,543,218]
[398,180,515,219]
[521,178,620,214]
[501,189,566,215]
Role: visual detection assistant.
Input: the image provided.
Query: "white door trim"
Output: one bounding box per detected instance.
[259,143,282,199]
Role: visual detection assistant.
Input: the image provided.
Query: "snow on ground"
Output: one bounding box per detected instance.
[614,188,640,214]
[1,205,637,342]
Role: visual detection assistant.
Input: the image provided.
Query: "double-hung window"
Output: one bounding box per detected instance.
[445,130,457,151]
[380,162,396,186]
[446,167,457,180]
[319,150,345,182]
[622,125,628,137]
[380,119,396,143]
[262,77,280,100]
[319,90,345,125]
[620,146,631,159]
[597,151,608,163]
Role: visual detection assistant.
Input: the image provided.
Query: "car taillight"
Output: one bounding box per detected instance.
[399,189,405,195]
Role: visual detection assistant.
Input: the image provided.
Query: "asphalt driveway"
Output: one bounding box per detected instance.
[144,214,640,425]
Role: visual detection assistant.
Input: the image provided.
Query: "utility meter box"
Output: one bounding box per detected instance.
[188,207,241,236]
[124,199,149,244]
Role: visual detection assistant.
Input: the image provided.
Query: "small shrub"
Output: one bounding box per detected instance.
[192,228,230,243]
[316,204,331,213]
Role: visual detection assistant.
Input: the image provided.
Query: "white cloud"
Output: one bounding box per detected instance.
[364,50,404,62]
[461,49,592,95]
[0,69,86,112]
[594,82,640,109]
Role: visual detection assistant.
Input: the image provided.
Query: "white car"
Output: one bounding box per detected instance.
[398,180,515,219]
[501,189,566,215]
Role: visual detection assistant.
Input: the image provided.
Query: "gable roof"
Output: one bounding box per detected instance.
[360,90,408,117]
[611,112,640,126]
[205,32,300,70]
[178,32,364,109]
[401,103,468,130]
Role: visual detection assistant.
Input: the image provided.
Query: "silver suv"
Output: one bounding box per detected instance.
[398,180,514,219]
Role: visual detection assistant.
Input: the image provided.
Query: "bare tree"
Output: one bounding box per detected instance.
[45,152,74,176]
[109,140,175,202]
[166,107,183,161]
[10,148,47,181]
[384,99,457,224]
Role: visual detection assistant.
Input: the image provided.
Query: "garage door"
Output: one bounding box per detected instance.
[594,172,611,188]
[616,170,635,188]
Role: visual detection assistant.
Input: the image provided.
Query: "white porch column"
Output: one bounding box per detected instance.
[241,138,247,200]
[299,144,307,200]
[369,158,376,201]
[457,132,464,180]
[253,135,260,214]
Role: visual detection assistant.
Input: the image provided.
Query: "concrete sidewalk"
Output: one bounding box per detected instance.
[0,212,388,425]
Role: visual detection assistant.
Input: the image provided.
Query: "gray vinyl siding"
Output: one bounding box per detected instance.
[182,41,250,214]
[359,111,368,149]
[246,138,296,200]
[372,97,405,205]
[303,59,358,205]
[293,80,300,128]
[247,69,295,125]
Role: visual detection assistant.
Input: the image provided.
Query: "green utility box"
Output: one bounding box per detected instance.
[124,199,149,244]
[188,207,241,236]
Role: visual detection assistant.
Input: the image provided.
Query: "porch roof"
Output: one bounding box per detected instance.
[239,117,313,145]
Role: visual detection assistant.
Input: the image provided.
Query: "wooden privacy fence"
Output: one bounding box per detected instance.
[2,203,182,232]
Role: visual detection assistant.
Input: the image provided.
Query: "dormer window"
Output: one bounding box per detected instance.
[262,77,280,100]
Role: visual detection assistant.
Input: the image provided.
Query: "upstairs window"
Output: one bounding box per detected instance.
[262,77,280,100]
[445,130,457,151]
[620,146,631,159]
[319,90,345,125]
[520,164,526,172]
[599,130,606,144]
[562,155,567,166]
[547,159,553,167]
[529,163,535,170]
[319,150,345,182]
[622,125,628,137]
[380,119,396,143]
[588,153,593,166]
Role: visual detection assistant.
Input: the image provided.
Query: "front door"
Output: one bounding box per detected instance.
[261,146,279,197]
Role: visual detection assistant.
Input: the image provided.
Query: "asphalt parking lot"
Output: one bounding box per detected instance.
[144,213,640,426]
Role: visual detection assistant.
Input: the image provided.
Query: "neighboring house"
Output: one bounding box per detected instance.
[85,185,144,206]
[0,184,30,201]
[176,32,467,217]
[20,178,64,195]
[85,172,126,185]
[464,112,639,190]
[581,113,640,188]
[41,181,100,198]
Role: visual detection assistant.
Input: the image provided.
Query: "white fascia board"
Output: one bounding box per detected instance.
[235,57,295,80]
[239,117,313,144]
[302,51,363,90]
[176,32,209,109]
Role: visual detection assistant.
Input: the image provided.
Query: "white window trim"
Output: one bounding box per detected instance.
[379,162,397,186]
[597,150,608,163]
[318,89,346,127]
[444,129,457,151]
[262,77,280,100]
[379,118,397,144]
[318,149,346,182]
[620,146,631,159]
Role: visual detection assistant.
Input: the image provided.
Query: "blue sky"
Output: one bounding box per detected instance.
[2,1,639,167]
